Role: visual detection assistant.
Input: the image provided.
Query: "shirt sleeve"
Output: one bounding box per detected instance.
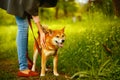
[23,0,40,16]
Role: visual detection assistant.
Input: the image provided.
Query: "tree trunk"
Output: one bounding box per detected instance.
[64,7,68,17]
[112,0,120,17]
[55,7,59,19]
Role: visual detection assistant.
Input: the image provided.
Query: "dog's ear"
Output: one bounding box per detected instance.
[48,29,53,36]
[61,27,65,32]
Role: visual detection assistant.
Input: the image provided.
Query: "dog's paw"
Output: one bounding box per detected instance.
[54,73,59,76]
[31,67,35,71]
[45,68,49,71]
[40,74,45,76]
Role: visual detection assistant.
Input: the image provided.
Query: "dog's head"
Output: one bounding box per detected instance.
[48,27,65,47]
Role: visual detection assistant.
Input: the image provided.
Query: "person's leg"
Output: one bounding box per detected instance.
[15,16,29,71]
[15,16,39,77]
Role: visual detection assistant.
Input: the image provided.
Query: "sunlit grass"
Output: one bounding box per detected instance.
[0,12,120,80]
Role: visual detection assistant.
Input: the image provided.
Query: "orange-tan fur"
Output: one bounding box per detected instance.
[31,27,65,76]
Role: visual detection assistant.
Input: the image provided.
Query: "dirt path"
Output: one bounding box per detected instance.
[16,69,71,80]
[17,73,70,80]
[0,59,71,80]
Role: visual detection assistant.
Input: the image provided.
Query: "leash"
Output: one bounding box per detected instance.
[28,17,42,56]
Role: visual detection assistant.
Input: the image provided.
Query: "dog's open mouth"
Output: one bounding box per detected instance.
[58,43,63,47]
[55,41,64,47]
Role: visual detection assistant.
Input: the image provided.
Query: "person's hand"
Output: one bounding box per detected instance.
[32,16,46,48]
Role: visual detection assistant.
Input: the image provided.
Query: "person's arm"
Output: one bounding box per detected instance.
[32,16,45,47]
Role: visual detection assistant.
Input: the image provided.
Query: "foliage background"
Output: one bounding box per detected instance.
[0,0,120,80]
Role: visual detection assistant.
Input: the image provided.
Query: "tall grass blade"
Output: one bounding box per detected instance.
[98,59,111,75]
[71,71,90,79]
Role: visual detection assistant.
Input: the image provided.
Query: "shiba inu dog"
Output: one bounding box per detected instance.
[31,26,65,76]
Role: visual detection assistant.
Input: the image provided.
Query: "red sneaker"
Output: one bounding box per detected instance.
[17,71,39,77]
[29,71,39,76]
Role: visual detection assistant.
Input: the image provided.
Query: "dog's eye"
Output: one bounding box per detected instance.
[56,36,59,38]
[62,35,65,37]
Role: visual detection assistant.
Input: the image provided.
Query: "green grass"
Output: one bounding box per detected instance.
[0,12,120,80]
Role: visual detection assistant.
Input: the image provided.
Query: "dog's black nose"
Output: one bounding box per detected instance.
[62,40,65,43]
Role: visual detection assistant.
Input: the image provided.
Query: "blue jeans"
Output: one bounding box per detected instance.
[15,16,29,70]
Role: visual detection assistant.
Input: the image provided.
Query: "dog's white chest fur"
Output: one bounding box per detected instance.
[43,49,55,56]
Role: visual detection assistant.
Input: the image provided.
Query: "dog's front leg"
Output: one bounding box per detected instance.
[53,54,59,76]
[31,49,38,71]
[41,52,47,76]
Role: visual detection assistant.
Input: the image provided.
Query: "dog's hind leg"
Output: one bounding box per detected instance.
[31,49,38,71]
